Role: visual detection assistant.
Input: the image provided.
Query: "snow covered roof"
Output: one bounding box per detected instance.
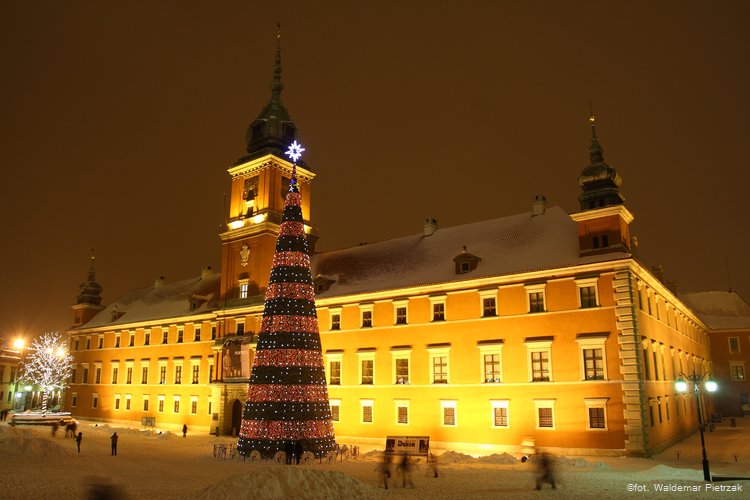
[311,206,630,298]
[679,291,750,330]
[78,273,221,329]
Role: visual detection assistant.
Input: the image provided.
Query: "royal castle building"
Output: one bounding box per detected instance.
[66,40,720,457]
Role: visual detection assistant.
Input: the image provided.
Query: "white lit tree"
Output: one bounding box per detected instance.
[18,332,74,412]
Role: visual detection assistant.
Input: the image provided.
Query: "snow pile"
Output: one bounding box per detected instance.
[631,464,703,481]
[187,466,384,500]
[0,425,75,457]
[477,453,519,464]
[555,456,593,468]
[436,450,476,463]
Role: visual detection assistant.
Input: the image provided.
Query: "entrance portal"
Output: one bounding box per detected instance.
[232,399,242,437]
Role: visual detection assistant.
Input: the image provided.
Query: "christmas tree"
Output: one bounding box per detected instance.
[237,141,336,459]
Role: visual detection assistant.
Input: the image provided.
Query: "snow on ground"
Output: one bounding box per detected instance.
[2,418,750,499]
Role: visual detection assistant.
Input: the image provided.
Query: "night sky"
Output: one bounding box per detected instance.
[2,1,749,339]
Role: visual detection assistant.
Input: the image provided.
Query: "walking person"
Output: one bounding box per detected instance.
[182,424,187,438]
[284,440,294,465]
[294,440,303,464]
[377,454,392,489]
[397,453,414,488]
[535,452,556,490]
[75,432,83,453]
[111,432,118,456]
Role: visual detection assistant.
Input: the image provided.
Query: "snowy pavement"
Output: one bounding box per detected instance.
[1,418,749,499]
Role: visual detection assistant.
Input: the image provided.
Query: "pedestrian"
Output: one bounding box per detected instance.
[285,441,294,465]
[294,440,303,464]
[535,452,556,490]
[428,452,439,478]
[182,424,187,438]
[111,432,118,456]
[75,432,83,453]
[377,454,392,489]
[51,421,59,437]
[397,453,414,488]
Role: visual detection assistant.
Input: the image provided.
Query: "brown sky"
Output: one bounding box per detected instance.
[1,0,748,339]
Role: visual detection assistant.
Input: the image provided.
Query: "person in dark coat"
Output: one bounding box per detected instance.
[535,452,556,490]
[182,424,187,438]
[111,432,118,456]
[75,432,83,453]
[397,453,414,488]
[294,440,304,464]
[284,440,294,465]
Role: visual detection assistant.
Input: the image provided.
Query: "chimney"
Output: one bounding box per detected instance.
[154,276,165,288]
[201,266,213,279]
[532,194,547,216]
[424,218,438,236]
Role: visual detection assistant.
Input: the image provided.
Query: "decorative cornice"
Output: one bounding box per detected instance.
[570,204,634,224]
[228,154,315,183]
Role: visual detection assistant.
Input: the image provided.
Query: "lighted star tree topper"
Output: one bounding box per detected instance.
[237,141,336,459]
[17,332,75,412]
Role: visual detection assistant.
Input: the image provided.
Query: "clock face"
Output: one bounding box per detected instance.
[240,244,250,267]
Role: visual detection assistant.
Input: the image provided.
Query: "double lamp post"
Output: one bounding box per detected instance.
[675,371,717,481]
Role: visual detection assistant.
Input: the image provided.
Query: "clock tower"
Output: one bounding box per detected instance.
[219,33,315,305]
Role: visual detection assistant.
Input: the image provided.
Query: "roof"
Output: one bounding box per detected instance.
[311,206,630,298]
[77,273,221,329]
[679,291,750,330]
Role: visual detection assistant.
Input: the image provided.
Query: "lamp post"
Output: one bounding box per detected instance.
[675,371,718,481]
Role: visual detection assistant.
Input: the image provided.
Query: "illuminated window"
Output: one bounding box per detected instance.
[479,342,504,383]
[361,359,374,385]
[361,400,373,423]
[395,400,409,425]
[239,281,249,299]
[730,361,746,381]
[491,400,509,428]
[441,400,457,426]
[534,400,555,429]
[391,348,411,384]
[329,360,341,385]
[330,399,341,422]
[531,352,549,381]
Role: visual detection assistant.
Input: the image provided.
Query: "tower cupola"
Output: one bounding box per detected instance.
[72,251,105,326]
[577,115,625,211]
[244,27,300,162]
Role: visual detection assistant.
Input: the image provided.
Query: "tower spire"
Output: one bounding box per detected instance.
[76,249,103,306]
[271,22,284,101]
[577,110,624,211]
[588,104,604,164]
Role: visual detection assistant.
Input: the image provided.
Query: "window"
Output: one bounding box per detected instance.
[535,400,555,429]
[97,336,103,349]
[126,367,133,384]
[144,331,150,346]
[158,395,165,413]
[528,291,545,313]
[175,366,182,384]
[479,342,504,383]
[159,366,167,384]
[71,368,77,383]
[433,356,448,383]
[392,349,411,384]
[125,394,132,411]
[432,303,445,321]
[583,349,605,380]
[173,396,180,414]
[74,338,80,351]
[193,326,201,342]
[114,395,121,410]
[141,366,149,384]
[211,324,217,340]
[192,365,200,384]
[331,313,341,331]
[491,400,509,428]
[236,322,245,335]
[484,353,501,382]
[441,400,457,426]
[482,297,497,317]
[361,359,374,385]
[239,281,249,299]
[642,340,651,380]
[396,307,407,325]
[652,343,660,380]
[531,352,549,381]
[395,400,409,424]
[177,329,184,343]
[143,396,149,412]
[361,308,373,328]
[649,400,655,426]
[94,367,101,384]
[361,400,373,423]
[162,329,169,344]
[658,398,663,423]
[729,337,741,354]
[128,333,134,347]
[86,337,91,350]
[92,393,99,409]
[585,398,608,430]
[191,397,198,415]
[82,367,89,384]
[730,361,746,381]
[329,360,341,385]
[330,400,341,422]
[71,393,78,408]
[111,367,118,384]
[577,278,598,309]
[115,336,120,348]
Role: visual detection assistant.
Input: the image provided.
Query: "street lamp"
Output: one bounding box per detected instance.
[675,371,718,481]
